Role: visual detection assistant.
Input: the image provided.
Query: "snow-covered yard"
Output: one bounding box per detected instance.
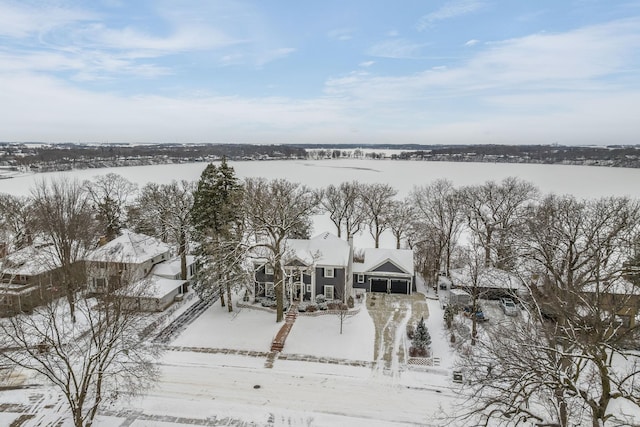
[0,290,464,426]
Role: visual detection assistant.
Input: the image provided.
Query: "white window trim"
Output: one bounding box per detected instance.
[324,285,335,300]
[265,282,275,297]
[265,265,274,275]
[357,274,365,283]
[306,284,312,293]
[324,267,334,278]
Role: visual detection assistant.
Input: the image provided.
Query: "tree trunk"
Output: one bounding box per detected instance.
[226,281,233,313]
[275,260,284,323]
[219,281,226,307]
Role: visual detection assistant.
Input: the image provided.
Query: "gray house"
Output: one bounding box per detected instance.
[353,248,414,295]
[254,232,352,303]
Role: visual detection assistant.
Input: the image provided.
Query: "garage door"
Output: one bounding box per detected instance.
[370,279,388,293]
[390,280,408,294]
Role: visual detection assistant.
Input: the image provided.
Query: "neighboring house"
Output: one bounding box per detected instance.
[449,266,528,300]
[254,232,352,303]
[579,279,640,329]
[0,243,65,316]
[84,231,171,294]
[353,248,414,295]
[84,231,188,312]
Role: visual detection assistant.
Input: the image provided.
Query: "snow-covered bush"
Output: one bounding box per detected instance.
[306,304,317,313]
[315,294,326,303]
[318,302,328,310]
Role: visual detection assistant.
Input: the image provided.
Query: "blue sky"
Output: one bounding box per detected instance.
[1,0,640,145]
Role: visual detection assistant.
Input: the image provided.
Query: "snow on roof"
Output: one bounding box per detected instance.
[0,244,61,276]
[284,232,350,267]
[450,266,526,290]
[119,275,185,299]
[583,278,640,295]
[84,231,170,264]
[352,248,414,275]
[151,255,196,277]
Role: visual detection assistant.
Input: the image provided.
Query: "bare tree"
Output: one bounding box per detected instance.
[410,180,464,286]
[449,195,640,427]
[388,199,414,249]
[318,182,366,239]
[0,193,34,251]
[460,177,538,269]
[83,173,138,241]
[30,178,96,323]
[360,183,397,248]
[0,280,161,427]
[243,178,319,322]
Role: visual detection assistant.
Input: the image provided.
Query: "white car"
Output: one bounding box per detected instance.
[500,298,518,316]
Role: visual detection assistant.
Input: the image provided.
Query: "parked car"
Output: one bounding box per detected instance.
[463,305,488,322]
[499,298,518,316]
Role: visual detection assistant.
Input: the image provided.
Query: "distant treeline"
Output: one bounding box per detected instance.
[2,142,640,172]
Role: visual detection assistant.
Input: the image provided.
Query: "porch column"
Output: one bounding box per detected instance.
[311,265,316,303]
[288,269,293,304]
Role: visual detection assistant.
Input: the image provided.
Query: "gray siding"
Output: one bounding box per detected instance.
[373,261,406,274]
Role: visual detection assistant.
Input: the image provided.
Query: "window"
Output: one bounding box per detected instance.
[357,274,365,283]
[99,261,107,269]
[324,285,334,300]
[324,268,334,278]
[265,282,275,297]
[95,278,106,289]
[265,265,274,275]
[306,284,312,293]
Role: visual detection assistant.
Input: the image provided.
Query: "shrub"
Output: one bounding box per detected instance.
[318,302,328,310]
[298,304,307,312]
[315,294,326,303]
[327,301,341,310]
[406,323,415,339]
[306,304,317,313]
[412,317,431,352]
[347,295,354,308]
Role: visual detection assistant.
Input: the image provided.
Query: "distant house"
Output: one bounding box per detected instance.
[449,266,528,300]
[0,243,65,316]
[254,232,352,303]
[84,231,189,312]
[352,248,414,295]
[253,232,416,301]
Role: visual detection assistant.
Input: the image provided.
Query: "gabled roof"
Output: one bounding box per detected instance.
[84,231,170,264]
[0,243,61,276]
[353,248,414,275]
[583,278,640,296]
[284,232,350,267]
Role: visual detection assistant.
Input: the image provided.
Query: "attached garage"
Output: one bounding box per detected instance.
[390,279,409,294]
[370,278,388,293]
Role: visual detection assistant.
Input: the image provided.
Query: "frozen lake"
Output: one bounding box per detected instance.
[1,159,638,199]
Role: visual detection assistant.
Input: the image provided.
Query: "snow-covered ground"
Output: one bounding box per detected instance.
[0,291,463,426]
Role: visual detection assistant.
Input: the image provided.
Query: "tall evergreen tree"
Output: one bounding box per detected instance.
[191,158,244,311]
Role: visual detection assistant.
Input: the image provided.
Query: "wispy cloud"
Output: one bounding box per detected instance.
[366,39,425,59]
[418,0,485,30]
[359,61,375,67]
[328,28,354,41]
[464,39,480,47]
